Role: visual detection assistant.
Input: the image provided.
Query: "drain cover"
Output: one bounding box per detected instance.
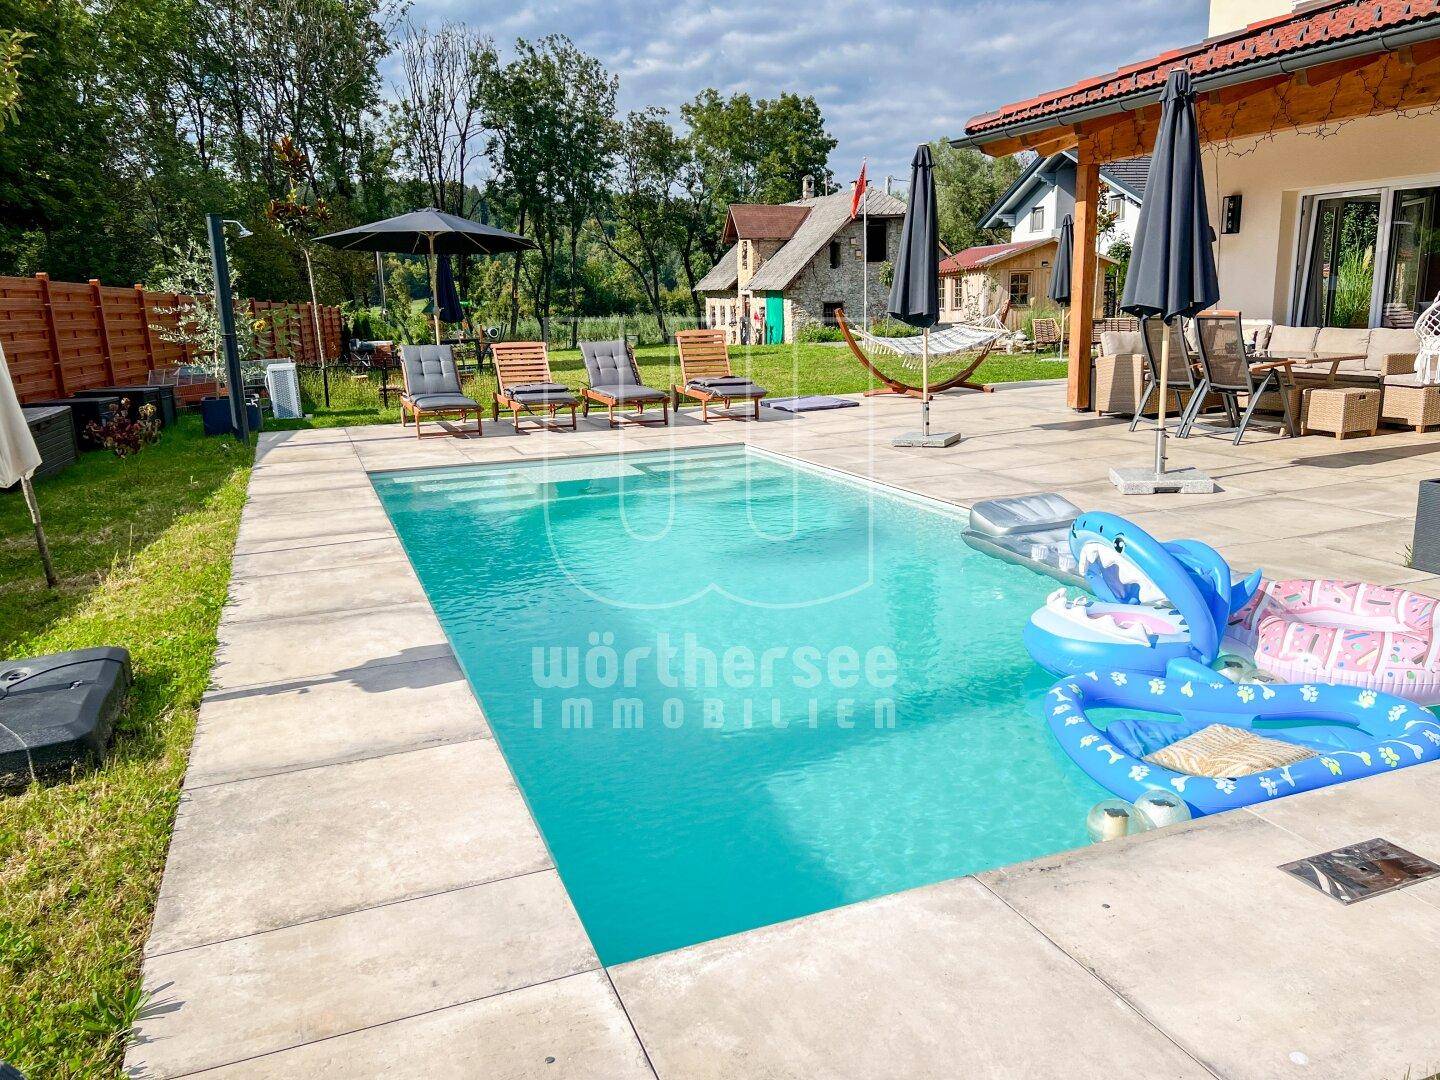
[1280,838,1440,904]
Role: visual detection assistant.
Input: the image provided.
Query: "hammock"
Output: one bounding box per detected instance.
[835,305,1013,397]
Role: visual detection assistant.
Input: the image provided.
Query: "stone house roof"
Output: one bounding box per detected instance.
[744,187,906,293]
[693,244,738,293]
[721,205,812,245]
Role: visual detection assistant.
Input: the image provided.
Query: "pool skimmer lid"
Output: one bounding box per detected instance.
[1279,838,1440,904]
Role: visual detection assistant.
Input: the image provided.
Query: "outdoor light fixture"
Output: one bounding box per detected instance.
[222,219,253,239]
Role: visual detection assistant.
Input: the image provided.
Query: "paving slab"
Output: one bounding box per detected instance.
[254,441,361,466]
[249,455,366,478]
[128,872,595,1078]
[611,875,1212,1080]
[147,740,551,954]
[242,486,382,517]
[232,505,395,554]
[983,811,1440,1080]
[209,602,449,690]
[223,557,424,622]
[245,467,373,497]
[230,535,407,579]
[187,654,488,787]
[182,971,654,1080]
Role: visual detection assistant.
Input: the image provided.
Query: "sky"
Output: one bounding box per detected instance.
[404,0,1211,186]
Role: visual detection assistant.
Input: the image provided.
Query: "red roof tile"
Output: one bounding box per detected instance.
[964,0,1440,139]
[722,204,811,244]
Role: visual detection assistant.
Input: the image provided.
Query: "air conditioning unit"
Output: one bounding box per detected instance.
[265,360,303,420]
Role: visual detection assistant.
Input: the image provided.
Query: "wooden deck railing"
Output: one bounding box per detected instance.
[0,273,342,403]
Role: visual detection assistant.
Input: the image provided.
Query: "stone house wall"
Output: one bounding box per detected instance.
[780,217,902,341]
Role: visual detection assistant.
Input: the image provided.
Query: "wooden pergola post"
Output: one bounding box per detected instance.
[1067,154,1101,411]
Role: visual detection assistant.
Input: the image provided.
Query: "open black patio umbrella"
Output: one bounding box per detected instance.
[314,208,533,344]
[1049,213,1073,355]
[1116,67,1219,493]
[888,144,957,447]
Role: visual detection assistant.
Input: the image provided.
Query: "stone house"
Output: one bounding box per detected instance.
[694,178,907,344]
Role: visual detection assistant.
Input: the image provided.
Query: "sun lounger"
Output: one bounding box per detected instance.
[398,344,482,439]
[673,329,767,421]
[579,339,669,427]
[490,341,579,431]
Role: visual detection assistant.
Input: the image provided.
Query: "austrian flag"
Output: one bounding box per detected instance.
[849,162,867,220]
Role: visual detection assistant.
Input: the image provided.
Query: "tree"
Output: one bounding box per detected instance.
[596,108,686,336]
[485,35,617,336]
[930,140,1023,254]
[681,89,837,261]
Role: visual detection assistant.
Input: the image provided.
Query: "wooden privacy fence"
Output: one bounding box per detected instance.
[0,273,342,403]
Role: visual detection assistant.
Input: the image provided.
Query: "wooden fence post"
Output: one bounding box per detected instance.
[135,284,156,370]
[35,273,67,397]
[90,279,117,383]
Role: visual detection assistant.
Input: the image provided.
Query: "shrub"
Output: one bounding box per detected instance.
[797,323,842,343]
[85,400,161,458]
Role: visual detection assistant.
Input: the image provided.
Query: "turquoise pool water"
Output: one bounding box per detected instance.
[373,446,1107,964]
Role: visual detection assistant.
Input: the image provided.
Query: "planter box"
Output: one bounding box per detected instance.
[201,396,262,437]
[3,407,77,490]
[1415,480,1440,575]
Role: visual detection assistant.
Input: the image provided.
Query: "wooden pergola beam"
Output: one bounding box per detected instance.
[1066,155,1101,411]
[969,42,1440,165]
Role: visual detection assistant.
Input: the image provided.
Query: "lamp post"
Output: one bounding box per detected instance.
[207,213,251,443]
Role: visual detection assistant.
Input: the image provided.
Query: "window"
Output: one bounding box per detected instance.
[1298,192,1381,328]
[829,240,841,269]
[822,302,843,326]
[1030,206,1045,233]
[866,221,887,262]
[1009,272,1032,307]
[1107,192,1126,218]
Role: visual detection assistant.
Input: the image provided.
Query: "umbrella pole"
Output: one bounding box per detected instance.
[1154,322,1170,477]
[304,247,330,409]
[21,474,56,588]
[921,327,931,436]
[429,236,441,346]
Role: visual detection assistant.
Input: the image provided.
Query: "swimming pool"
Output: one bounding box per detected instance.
[373,446,1107,964]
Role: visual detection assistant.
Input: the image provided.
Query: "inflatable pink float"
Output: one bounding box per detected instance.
[1229,579,1440,704]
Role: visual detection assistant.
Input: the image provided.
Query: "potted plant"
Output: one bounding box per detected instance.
[148,239,266,436]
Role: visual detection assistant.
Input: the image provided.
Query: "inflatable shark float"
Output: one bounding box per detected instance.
[1023,512,1440,815]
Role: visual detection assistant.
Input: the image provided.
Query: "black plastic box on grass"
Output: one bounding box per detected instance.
[24,395,120,449]
[18,406,77,482]
[0,649,132,789]
[74,384,176,427]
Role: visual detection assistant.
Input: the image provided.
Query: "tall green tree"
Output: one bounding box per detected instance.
[681,89,837,261]
[930,140,1024,254]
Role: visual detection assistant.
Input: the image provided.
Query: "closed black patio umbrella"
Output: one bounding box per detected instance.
[888,144,958,447]
[1049,213,1073,354]
[435,255,464,326]
[315,208,532,344]
[1114,67,1219,494]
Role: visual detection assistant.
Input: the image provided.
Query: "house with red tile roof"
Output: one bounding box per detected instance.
[955,0,1440,408]
[938,239,1116,331]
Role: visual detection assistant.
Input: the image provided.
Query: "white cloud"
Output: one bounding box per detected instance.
[402,0,1209,183]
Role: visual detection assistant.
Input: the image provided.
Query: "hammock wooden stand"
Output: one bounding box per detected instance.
[835,306,1009,398]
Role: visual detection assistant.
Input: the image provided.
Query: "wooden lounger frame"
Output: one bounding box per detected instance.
[490,341,578,432]
[581,342,669,427]
[673,329,765,421]
[834,306,1005,397]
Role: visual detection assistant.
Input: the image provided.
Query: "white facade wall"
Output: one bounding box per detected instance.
[1198,110,1440,323]
[1008,178,1137,249]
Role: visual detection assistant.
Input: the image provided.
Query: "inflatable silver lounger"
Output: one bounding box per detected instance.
[962,493,1083,586]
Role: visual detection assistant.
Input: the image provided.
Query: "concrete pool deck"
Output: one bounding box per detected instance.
[126,384,1440,1079]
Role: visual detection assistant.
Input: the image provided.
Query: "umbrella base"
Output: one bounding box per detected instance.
[892,430,961,448]
[1109,465,1216,495]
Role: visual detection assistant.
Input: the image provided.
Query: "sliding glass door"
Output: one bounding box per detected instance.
[1299,193,1381,328]
[1295,181,1440,327]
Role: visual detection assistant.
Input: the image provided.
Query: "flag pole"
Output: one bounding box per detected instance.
[862,160,868,332]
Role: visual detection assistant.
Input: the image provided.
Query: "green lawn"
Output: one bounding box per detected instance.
[0,418,252,1078]
[272,341,1065,429]
[0,338,1060,1077]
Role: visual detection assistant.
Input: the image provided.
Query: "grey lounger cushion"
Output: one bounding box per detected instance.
[509,386,578,405]
[687,376,766,397]
[407,392,479,410]
[580,339,643,386]
[400,344,463,396]
[589,383,667,403]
